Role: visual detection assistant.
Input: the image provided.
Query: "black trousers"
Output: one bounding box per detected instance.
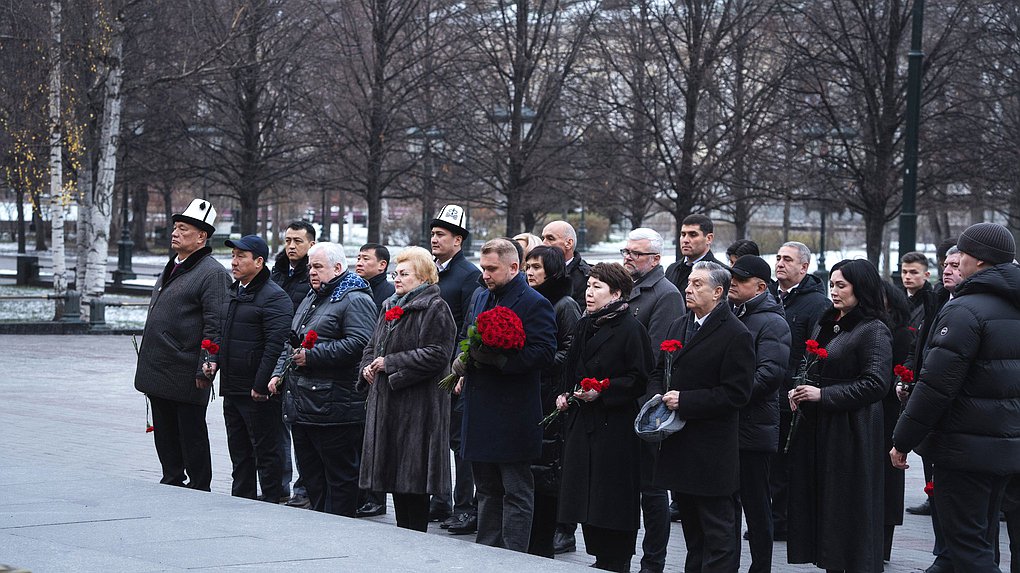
[149,395,212,491]
[675,492,738,573]
[528,491,558,558]
[393,492,430,532]
[735,450,773,573]
[933,467,1008,573]
[223,395,284,502]
[291,422,363,517]
[769,409,792,536]
[582,523,637,571]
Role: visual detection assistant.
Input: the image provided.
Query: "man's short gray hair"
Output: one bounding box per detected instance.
[781,241,812,265]
[627,228,664,254]
[308,242,347,270]
[946,245,959,256]
[693,261,731,292]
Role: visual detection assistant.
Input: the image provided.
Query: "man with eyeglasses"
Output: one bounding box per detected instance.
[621,227,684,573]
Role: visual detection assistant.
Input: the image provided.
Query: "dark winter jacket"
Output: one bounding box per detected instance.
[558,302,653,531]
[275,271,376,426]
[893,263,1020,475]
[787,308,891,573]
[735,291,791,453]
[664,249,721,294]
[357,284,456,495]
[628,264,685,361]
[906,280,936,335]
[271,252,311,311]
[365,272,395,314]
[437,249,481,332]
[135,246,231,405]
[779,272,831,411]
[217,267,294,396]
[652,301,754,497]
[460,272,557,463]
[905,282,951,374]
[565,255,592,306]
[531,274,582,496]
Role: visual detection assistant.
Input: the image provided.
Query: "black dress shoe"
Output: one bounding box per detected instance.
[924,556,954,573]
[906,499,931,515]
[441,513,465,529]
[553,531,576,554]
[448,514,478,535]
[429,506,452,522]
[356,501,386,518]
[285,494,310,508]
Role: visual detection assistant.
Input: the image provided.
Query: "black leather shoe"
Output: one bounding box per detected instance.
[553,531,576,554]
[924,556,954,573]
[906,499,932,515]
[429,506,452,522]
[441,513,465,529]
[356,501,386,518]
[448,514,478,535]
[285,494,310,508]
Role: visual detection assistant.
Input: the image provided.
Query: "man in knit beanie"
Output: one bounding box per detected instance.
[891,222,1020,573]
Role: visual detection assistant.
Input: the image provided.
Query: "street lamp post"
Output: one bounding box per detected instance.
[895,0,925,286]
[112,186,135,286]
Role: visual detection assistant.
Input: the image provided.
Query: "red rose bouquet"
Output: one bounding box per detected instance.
[275,330,318,390]
[540,377,611,427]
[783,339,827,453]
[438,306,527,391]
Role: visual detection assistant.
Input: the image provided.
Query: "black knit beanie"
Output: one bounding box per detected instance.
[957,222,1016,265]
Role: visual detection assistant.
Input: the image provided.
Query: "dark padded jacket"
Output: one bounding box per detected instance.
[270,252,311,311]
[275,271,376,426]
[216,267,294,396]
[779,273,831,410]
[893,263,1020,475]
[735,291,791,452]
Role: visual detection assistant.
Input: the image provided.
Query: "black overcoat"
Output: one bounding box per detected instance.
[882,323,912,528]
[787,308,891,573]
[357,284,456,495]
[557,306,653,531]
[651,302,754,497]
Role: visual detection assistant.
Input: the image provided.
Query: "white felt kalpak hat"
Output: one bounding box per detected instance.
[429,204,469,238]
[172,198,217,235]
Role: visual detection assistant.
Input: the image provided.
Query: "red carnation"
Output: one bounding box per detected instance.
[924,480,934,497]
[660,339,683,353]
[208,342,220,355]
[813,348,828,359]
[201,339,213,350]
[301,330,318,349]
[145,425,155,433]
[805,339,819,351]
[385,306,404,322]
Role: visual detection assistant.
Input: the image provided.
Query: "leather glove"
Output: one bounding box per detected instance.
[469,345,508,370]
[451,353,468,377]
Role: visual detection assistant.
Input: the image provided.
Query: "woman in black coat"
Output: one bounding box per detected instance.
[787,259,892,573]
[523,246,582,558]
[556,262,653,573]
[881,282,913,561]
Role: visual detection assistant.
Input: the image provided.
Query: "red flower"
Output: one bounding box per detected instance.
[813,348,828,359]
[924,480,934,497]
[660,339,683,353]
[145,425,155,433]
[475,306,526,350]
[201,339,213,351]
[385,306,404,322]
[805,339,819,351]
[579,377,610,392]
[208,342,219,355]
[301,330,318,349]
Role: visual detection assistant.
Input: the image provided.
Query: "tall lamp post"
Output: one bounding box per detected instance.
[895,0,925,286]
[112,186,135,286]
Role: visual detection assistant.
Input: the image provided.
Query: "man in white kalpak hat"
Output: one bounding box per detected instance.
[134,198,231,491]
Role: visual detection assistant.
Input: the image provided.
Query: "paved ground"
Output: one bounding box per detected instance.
[0,335,1011,572]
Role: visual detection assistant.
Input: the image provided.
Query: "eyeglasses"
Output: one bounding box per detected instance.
[620,248,659,258]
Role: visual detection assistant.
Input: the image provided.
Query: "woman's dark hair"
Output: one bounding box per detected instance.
[525,245,567,282]
[830,259,887,321]
[726,239,760,259]
[881,281,911,329]
[588,262,633,300]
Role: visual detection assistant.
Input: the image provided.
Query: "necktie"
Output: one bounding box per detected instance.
[288,267,295,277]
[170,262,182,278]
[238,285,245,297]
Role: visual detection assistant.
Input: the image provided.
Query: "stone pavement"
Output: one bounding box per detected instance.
[0,335,1011,572]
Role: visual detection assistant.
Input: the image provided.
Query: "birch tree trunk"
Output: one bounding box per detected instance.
[76,150,93,293]
[83,21,125,311]
[48,0,66,320]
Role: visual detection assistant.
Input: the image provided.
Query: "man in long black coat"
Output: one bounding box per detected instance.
[206,235,293,503]
[728,255,791,573]
[653,261,754,572]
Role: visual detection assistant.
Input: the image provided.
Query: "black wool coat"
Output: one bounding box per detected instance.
[787,308,891,573]
[270,253,311,311]
[565,255,592,306]
[651,302,754,497]
[883,323,912,527]
[437,249,481,332]
[663,249,721,294]
[735,291,791,453]
[779,273,831,413]
[558,305,653,531]
[217,267,294,396]
[357,284,456,495]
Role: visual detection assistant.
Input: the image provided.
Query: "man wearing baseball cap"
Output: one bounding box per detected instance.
[892,222,1020,572]
[134,198,231,491]
[203,235,294,502]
